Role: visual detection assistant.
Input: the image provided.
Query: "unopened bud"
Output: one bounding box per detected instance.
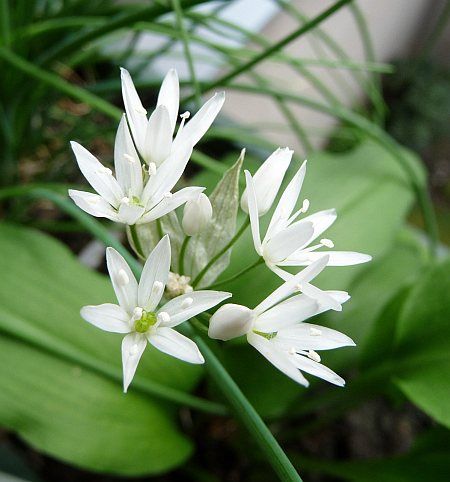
[208,304,254,341]
[182,193,212,236]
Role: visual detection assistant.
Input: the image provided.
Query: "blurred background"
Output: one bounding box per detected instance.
[0,0,449,481]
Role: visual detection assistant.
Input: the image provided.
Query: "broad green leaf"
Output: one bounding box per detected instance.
[393,257,450,428]
[294,428,450,482]
[185,152,244,286]
[0,223,201,475]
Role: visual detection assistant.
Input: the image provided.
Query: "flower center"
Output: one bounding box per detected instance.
[134,311,157,333]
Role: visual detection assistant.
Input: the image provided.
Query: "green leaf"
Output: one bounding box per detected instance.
[393,257,450,428]
[294,428,450,482]
[186,152,244,287]
[0,223,201,475]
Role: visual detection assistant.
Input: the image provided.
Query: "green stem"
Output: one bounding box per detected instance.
[171,0,202,109]
[0,47,122,120]
[192,217,250,288]
[205,258,264,290]
[178,235,191,275]
[185,323,303,482]
[0,0,11,47]
[183,0,353,102]
[156,218,164,241]
[129,224,145,260]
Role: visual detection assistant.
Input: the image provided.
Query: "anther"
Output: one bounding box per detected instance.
[118,269,129,285]
[124,153,135,163]
[181,297,193,309]
[320,238,334,248]
[308,350,321,362]
[309,327,322,336]
[152,281,164,294]
[301,199,310,213]
[121,196,130,204]
[148,162,157,176]
[163,192,173,199]
[158,311,171,323]
[180,111,190,120]
[133,307,143,318]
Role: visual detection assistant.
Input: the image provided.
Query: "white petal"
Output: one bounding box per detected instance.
[121,332,147,392]
[241,147,293,215]
[172,92,225,150]
[264,221,314,263]
[283,250,372,266]
[254,256,329,314]
[266,160,307,238]
[68,190,120,222]
[120,67,148,154]
[70,141,123,207]
[143,105,172,166]
[208,303,254,341]
[142,141,193,208]
[291,354,345,386]
[157,68,179,135]
[138,235,171,310]
[114,115,143,197]
[148,327,204,364]
[247,332,308,386]
[255,294,319,332]
[301,282,342,312]
[276,323,355,351]
[117,202,145,225]
[159,290,232,327]
[300,209,337,241]
[139,187,204,224]
[81,303,131,333]
[244,170,262,254]
[106,247,139,314]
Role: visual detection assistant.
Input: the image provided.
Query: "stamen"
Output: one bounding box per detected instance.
[133,307,143,319]
[148,162,157,176]
[124,153,135,163]
[163,192,173,199]
[301,199,310,213]
[152,281,164,294]
[158,311,171,323]
[134,106,147,115]
[308,350,321,362]
[118,269,129,285]
[120,196,130,204]
[309,327,322,336]
[181,297,193,309]
[180,111,191,120]
[320,238,334,248]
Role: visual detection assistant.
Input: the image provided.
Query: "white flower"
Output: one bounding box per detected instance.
[182,192,213,236]
[244,160,371,281]
[240,147,293,216]
[209,256,354,387]
[69,116,204,225]
[121,67,225,165]
[81,235,231,392]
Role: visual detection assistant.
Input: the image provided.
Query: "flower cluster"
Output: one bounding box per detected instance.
[70,68,371,392]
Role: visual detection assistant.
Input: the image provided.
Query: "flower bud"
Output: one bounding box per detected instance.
[182,193,212,236]
[240,147,293,216]
[208,304,254,341]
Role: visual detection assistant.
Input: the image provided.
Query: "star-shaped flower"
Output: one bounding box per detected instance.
[121,67,225,166]
[209,256,354,387]
[81,235,231,392]
[244,159,371,281]
[69,116,203,225]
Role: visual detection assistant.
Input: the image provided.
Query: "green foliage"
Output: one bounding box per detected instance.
[393,257,450,428]
[0,223,201,475]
